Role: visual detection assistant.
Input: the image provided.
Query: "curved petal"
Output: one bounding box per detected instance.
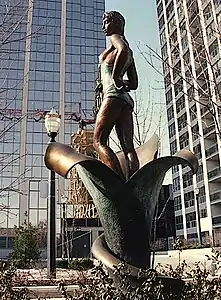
[44,142,94,178]
[76,162,149,267]
[127,149,198,236]
[116,134,160,177]
[44,142,198,269]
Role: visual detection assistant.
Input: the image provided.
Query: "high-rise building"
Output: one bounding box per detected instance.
[156,0,221,244]
[0,0,105,251]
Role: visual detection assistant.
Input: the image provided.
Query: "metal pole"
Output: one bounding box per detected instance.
[61,203,66,259]
[47,137,56,278]
[196,193,203,246]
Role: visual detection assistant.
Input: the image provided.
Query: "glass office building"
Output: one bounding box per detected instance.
[0,0,105,249]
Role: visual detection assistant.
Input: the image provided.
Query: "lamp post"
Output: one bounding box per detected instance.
[45,108,61,278]
[195,188,203,246]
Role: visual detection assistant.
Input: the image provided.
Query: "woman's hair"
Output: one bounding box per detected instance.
[103,11,125,34]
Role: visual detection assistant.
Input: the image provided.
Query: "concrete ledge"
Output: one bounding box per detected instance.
[14,285,79,299]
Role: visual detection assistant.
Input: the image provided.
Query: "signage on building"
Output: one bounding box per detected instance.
[69,129,97,205]
[74,203,98,219]
[0,228,16,237]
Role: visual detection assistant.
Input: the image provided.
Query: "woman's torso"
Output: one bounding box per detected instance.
[98,39,134,109]
[99,37,133,74]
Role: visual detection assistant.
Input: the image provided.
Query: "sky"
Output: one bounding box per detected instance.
[105,0,172,183]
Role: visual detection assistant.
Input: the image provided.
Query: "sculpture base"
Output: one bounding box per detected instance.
[92,234,184,296]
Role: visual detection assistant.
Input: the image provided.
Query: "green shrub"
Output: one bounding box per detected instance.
[57,259,69,269]
[69,258,94,270]
[12,224,40,269]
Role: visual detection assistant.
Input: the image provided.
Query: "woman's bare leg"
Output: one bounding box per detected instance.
[93,97,125,180]
[115,105,139,178]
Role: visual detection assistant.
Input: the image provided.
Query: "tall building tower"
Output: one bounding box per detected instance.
[156,0,221,244]
[0,0,105,248]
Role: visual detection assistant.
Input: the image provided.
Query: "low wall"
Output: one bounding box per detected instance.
[167,247,221,258]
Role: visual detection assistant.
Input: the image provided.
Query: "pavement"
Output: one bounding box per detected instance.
[154,248,220,272]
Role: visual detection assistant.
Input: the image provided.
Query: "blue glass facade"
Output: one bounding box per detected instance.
[0,0,105,236]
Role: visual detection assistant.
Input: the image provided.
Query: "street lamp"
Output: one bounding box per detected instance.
[195,187,203,246]
[45,108,61,278]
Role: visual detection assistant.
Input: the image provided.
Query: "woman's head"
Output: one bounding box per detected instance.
[102,11,125,36]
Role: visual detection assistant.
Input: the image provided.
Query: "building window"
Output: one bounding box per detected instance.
[168,15,176,34]
[203,3,212,21]
[176,95,185,113]
[173,61,181,78]
[193,144,202,160]
[0,237,6,249]
[209,40,219,59]
[169,122,176,138]
[167,106,174,121]
[170,30,178,47]
[214,61,221,78]
[186,212,196,228]
[213,216,221,225]
[184,191,194,208]
[165,73,171,89]
[192,123,199,141]
[166,1,174,19]
[179,132,189,149]
[175,215,183,230]
[200,209,207,218]
[161,44,168,59]
[196,165,204,182]
[190,105,197,121]
[174,195,182,210]
[173,176,180,192]
[180,21,186,36]
[166,89,172,104]
[174,79,183,97]
[183,170,193,188]
[163,59,170,74]
[187,233,198,239]
[172,165,179,174]
[157,3,163,17]
[177,3,183,18]
[178,113,187,131]
[198,186,206,203]
[160,30,166,45]
[170,140,177,155]
[181,36,188,49]
[158,15,165,30]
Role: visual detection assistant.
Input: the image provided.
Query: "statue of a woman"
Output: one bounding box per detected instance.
[93,11,139,180]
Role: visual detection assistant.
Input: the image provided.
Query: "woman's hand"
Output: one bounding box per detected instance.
[113,78,125,90]
[113,78,130,92]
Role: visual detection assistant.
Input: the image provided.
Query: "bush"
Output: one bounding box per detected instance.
[12,224,40,269]
[57,258,94,270]
[69,258,94,270]
[57,259,69,269]
[0,263,29,299]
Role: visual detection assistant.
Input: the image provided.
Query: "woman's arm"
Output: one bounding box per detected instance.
[110,34,130,89]
[125,60,138,90]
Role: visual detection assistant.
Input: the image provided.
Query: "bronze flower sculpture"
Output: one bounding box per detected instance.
[45,135,198,291]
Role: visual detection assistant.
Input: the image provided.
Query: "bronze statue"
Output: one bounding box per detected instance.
[93,11,139,180]
[44,11,199,295]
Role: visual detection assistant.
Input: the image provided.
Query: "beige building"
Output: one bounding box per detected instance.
[156,0,221,244]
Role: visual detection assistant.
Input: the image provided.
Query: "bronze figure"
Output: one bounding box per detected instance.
[44,11,199,295]
[93,11,139,180]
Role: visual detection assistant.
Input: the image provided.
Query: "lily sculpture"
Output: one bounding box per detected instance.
[44,134,198,291]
